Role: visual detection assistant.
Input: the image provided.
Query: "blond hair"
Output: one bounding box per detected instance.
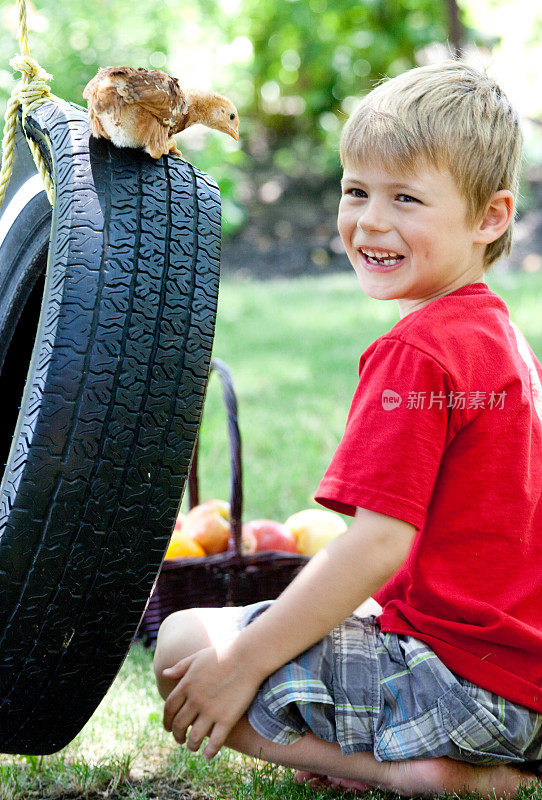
[340,59,524,269]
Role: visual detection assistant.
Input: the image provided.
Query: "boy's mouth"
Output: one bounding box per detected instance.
[359,248,405,266]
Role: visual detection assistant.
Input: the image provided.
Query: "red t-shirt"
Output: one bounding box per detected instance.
[315,282,542,713]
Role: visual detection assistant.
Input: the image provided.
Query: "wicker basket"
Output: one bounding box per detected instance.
[136,357,309,647]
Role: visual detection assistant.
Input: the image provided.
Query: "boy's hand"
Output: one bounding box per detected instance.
[161,643,264,759]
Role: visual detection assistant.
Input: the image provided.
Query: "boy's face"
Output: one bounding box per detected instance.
[338,160,487,318]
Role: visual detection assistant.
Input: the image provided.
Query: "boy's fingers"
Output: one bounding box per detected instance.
[163,684,187,731]
[203,723,228,760]
[163,699,178,731]
[171,705,197,745]
[162,657,189,679]
[185,718,211,752]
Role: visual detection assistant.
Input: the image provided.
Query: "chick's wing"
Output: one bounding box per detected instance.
[112,68,188,126]
[83,72,122,129]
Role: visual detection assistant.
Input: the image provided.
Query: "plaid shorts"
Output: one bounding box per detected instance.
[231,600,542,766]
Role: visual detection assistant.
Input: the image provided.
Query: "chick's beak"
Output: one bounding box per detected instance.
[227,125,239,141]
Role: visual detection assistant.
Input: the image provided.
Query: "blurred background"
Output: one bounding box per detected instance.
[2,0,542,280]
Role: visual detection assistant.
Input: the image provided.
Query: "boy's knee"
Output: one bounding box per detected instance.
[153,609,210,698]
[153,606,242,699]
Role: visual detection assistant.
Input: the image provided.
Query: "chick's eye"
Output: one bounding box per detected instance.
[229,112,236,120]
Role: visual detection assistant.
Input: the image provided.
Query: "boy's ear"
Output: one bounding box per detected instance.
[474,190,514,245]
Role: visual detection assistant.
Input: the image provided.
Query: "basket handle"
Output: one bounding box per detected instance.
[188,358,243,561]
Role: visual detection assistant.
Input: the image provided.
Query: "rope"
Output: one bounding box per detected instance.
[0,0,63,210]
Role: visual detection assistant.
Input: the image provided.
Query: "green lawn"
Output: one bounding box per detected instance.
[2,269,542,799]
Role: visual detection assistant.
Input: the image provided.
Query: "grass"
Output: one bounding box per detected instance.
[2,269,542,799]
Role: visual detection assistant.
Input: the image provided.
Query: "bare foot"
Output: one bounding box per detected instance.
[294,770,371,794]
[385,756,541,798]
[296,758,541,799]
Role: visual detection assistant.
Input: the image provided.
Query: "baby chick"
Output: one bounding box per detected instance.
[82,66,239,159]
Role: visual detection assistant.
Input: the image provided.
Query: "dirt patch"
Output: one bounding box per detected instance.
[19,777,213,800]
[221,172,350,281]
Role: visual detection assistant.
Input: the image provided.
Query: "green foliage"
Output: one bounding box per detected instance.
[0,0,493,235]
[191,135,249,235]
[0,0,241,231]
[225,0,451,145]
[0,0,222,110]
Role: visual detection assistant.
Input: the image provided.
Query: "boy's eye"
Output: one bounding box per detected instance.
[342,188,419,203]
[344,187,366,198]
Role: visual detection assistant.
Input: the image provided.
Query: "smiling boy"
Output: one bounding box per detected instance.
[153,59,542,798]
[338,163,506,317]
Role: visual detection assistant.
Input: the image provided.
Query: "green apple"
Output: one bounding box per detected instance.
[285,508,347,556]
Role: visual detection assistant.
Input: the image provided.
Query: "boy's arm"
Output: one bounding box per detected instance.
[232,506,415,677]
[162,507,415,757]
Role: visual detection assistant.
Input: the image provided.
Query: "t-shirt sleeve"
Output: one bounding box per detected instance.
[314,337,458,530]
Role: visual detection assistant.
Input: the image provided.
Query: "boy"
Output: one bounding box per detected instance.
[153,59,542,798]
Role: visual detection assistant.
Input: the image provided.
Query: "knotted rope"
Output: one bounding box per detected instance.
[0,0,63,209]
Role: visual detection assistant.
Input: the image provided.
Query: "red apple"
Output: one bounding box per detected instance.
[242,519,298,553]
[240,525,257,554]
[183,499,230,555]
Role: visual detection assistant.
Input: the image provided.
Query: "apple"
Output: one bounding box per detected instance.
[182,499,231,555]
[242,519,298,553]
[240,525,257,554]
[285,509,347,556]
[173,512,184,532]
[165,528,206,559]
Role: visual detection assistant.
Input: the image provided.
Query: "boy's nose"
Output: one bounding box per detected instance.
[356,201,391,233]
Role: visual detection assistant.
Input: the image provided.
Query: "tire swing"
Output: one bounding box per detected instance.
[0,2,221,755]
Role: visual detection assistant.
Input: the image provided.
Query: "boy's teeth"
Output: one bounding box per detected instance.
[362,249,403,265]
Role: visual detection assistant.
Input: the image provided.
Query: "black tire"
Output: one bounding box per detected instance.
[0,100,221,754]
